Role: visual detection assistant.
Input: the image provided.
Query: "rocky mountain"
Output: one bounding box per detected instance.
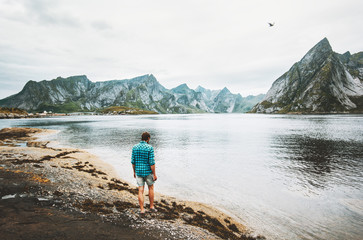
[212,87,237,113]
[195,85,221,107]
[0,74,264,114]
[251,38,363,113]
[170,84,209,112]
[194,86,264,113]
[0,75,173,113]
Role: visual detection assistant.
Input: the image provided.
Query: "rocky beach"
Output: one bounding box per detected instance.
[0,127,261,240]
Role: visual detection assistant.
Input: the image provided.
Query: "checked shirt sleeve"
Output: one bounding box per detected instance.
[131,147,135,164]
[148,147,155,166]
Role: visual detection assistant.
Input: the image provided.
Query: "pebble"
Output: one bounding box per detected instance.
[37,197,50,201]
[1,194,17,200]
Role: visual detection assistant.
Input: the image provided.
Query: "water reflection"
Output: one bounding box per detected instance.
[17,119,95,127]
[272,134,363,192]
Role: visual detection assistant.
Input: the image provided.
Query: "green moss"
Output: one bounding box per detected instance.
[37,101,83,113]
[248,108,257,113]
[350,52,363,65]
[99,106,158,115]
[277,104,292,114]
[347,69,360,78]
[0,107,28,114]
[260,101,273,108]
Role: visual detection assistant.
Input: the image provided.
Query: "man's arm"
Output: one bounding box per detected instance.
[131,148,136,178]
[132,164,136,178]
[149,147,157,181]
[150,164,157,181]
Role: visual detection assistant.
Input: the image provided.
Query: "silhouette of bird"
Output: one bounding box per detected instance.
[268,22,275,27]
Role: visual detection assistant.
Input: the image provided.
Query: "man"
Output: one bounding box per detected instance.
[131,132,157,214]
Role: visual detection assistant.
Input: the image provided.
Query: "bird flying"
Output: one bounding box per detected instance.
[268,22,275,27]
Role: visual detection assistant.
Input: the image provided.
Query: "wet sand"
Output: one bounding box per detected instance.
[0,127,264,240]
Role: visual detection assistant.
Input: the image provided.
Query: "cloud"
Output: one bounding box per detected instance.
[1,0,81,27]
[91,20,112,31]
[0,0,362,99]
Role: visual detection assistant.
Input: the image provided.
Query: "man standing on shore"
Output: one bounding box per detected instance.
[131,132,157,214]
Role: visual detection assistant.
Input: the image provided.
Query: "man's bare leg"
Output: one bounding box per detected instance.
[138,186,145,213]
[148,184,155,209]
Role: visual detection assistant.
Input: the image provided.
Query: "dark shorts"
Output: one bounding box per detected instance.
[136,174,154,187]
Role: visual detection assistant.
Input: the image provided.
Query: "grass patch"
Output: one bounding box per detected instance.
[99,106,158,115]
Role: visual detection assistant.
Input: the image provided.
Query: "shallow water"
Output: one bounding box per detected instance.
[1,114,362,239]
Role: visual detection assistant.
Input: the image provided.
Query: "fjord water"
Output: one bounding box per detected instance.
[1,114,362,239]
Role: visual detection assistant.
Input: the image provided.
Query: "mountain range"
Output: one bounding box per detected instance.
[251,38,363,113]
[0,74,264,114]
[2,38,361,114]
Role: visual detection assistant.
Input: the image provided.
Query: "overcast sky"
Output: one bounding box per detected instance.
[0,0,362,99]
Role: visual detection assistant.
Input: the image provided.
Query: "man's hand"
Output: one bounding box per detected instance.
[153,174,157,181]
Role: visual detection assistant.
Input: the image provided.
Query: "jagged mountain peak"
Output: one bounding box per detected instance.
[127,74,157,83]
[195,85,220,95]
[32,75,90,84]
[300,37,333,66]
[171,83,191,93]
[195,85,206,92]
[251,38,363,114]
[49,75,90,85]
[343,51,351,57]
[125,74,166,91]
[219,87,232,95]
[23,75,91,90]
[178,83,190,89]
[56,75,88,80]
[338,51,352,64]
[310,37,332,53]
[316,37,331,49]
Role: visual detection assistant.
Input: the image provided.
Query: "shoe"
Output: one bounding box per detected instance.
[150,208,157,213]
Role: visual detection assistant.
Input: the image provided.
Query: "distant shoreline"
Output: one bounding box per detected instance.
[0,112,157,119]
[1,111,363,120]
[0,106,158,119]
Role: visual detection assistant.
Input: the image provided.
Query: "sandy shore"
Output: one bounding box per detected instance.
[0,127,264,240]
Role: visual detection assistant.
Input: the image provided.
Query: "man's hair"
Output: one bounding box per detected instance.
[141,132,151,141]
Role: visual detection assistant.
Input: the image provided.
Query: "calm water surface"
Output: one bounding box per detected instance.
[1,114,362,239]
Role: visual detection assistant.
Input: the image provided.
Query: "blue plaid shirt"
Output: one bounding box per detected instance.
[131,141,155,177]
